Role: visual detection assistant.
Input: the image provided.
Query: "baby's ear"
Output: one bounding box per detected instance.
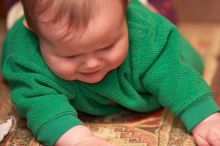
[23,19,31,30]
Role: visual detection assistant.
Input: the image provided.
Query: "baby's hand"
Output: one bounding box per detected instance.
[192,112,220,146]
[55,125,114,146]
[74,135,114,146]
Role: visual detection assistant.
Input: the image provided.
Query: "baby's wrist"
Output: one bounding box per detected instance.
[192,112,220,133]
[55,125,93,146]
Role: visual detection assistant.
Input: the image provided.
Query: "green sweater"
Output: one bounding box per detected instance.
[1,0,219,145]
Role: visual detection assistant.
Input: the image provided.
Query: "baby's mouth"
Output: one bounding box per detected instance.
[80,69,103,76]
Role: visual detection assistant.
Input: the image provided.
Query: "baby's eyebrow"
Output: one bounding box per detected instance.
[64,35,118,57]
[55,24,87,43]
[56,29,79,43]
[96,31,120,50]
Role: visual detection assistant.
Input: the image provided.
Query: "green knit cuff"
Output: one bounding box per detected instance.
[36,114,84,146]
[180,96,220,132]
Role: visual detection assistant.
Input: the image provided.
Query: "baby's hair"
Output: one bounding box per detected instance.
[20,0,128,36]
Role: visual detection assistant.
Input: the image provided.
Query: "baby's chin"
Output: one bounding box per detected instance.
[58,72,106,83]
[77,73,107,84]
[76,69,110,83]
[79,78,104,84]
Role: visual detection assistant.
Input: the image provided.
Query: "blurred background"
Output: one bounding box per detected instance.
[173,0,220,22]
[1,0,220,23]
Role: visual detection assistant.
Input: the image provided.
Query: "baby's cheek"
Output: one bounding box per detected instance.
[110,48,128,68]
[48,62,77,80]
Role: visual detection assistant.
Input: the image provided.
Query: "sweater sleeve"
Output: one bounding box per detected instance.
[141,27,219,132]
[2,54,84,146]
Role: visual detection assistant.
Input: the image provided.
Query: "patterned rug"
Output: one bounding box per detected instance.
[0,23,220,146]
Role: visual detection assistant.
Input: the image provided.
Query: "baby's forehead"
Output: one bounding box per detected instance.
[37,14,93,43]
[38,1,124,39]
[37,0,98,33]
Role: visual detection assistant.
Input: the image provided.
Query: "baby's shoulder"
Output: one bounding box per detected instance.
[3,16,39,58]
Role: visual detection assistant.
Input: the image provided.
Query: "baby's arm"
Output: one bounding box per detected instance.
[55,125,114,146]
[192,112,220,146]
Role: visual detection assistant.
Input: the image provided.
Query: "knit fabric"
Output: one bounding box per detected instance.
[1,0,219,145]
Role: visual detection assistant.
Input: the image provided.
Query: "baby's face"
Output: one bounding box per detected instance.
[36,1,128,83]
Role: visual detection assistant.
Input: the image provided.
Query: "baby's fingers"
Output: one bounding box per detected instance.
[207,130,220,146]
[193,134,211,146]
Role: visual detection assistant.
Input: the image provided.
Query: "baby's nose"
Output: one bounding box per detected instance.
[83,57,101,69]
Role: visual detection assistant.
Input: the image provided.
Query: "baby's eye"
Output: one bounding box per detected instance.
[64,55,76,59]
[102,45,113,51]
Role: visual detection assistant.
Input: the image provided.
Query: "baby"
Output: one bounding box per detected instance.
[1,0,220,146]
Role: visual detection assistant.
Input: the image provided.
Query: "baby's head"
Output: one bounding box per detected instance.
[21,0,129,83]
